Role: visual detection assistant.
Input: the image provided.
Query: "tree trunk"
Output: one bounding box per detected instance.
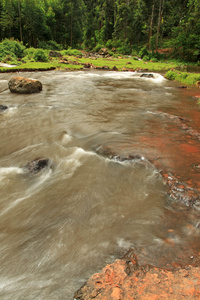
[156,0,165,50]
[18,0,23,42]
[148,4,154,50]
[70,8,73,47]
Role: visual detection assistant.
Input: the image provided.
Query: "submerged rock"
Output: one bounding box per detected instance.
[23,158,50,175]
[8,76,42,94]
[0,105,8,111]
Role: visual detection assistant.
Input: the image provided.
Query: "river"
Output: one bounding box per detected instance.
[0,70,200,299]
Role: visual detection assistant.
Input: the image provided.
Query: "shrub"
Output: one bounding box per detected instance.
[143,55,150,61]
[33,49,49,62]
[93,44,104,53]
[24,47,36,59]
[105,39,113,49]
[139,46,149,59]
[0,39,26,62]
[165,70,177,80]
[62,47,82,56]
[2,55,18,64]
[37,40,62,51]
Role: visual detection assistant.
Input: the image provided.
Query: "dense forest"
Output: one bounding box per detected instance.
[0,0,199,61]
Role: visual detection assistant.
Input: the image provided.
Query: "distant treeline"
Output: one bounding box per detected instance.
[0,0,199,61]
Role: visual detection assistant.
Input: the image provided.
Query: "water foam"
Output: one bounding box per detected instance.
[0,167,24,177]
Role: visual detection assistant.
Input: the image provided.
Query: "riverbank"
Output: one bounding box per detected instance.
[1,55,200,88]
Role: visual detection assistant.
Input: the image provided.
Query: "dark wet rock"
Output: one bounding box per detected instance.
[177,86,187,89]
[140,73,154,78]
[8,76,42,94]
[23,158,50,175]
[102,66,110,70]
[0,105,8,111]
[112,66,118,71]
[95,146,143,162]
[74,255,200,300]
[83,63,91,68]
[49,50,62,58]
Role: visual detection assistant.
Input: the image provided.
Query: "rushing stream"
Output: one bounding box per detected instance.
[0,70,200,299]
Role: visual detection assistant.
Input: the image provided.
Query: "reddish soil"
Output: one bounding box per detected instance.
[75,257,200,299]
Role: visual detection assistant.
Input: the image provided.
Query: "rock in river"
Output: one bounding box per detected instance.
[23,158,50,175]
[8,76,42,94]
[140,73,154,78]
[0,105,8,111]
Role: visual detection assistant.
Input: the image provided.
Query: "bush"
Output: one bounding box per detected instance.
[24,47,36,59]
[105,39,113,49]
[93,44,104,53]
[62,47,82,56]
[33,49,49,62]
[139,46,149,59]
[143,55,150,61]
[0,38,26,62]
[165,70,177,80]
[37,40,62,51]
[2,54,18,64]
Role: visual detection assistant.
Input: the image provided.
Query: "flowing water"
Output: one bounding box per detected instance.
[0,70,200,299]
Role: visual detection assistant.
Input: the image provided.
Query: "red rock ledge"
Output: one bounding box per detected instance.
[74,255,200,300]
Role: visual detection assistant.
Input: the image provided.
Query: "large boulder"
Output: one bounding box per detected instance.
[8,76,42,94]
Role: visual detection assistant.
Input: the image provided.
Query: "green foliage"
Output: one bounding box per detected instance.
[0,0,199,62]
[37,40,62,51]
[165,70,200,85]
[33,49,49,62]
[93,44,104,53]
[0,38,26,62]
[165,70,177,80]
[105,39,113,50]
[62,47,82,56]
[116,41,131,55]
[139,47,150,59]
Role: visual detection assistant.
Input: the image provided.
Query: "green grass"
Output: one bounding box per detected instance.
[76,56,178,71]
[165,70,200,86]
[0,61,83,72]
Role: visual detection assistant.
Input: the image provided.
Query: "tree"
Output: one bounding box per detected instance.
[21,0,50,46]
